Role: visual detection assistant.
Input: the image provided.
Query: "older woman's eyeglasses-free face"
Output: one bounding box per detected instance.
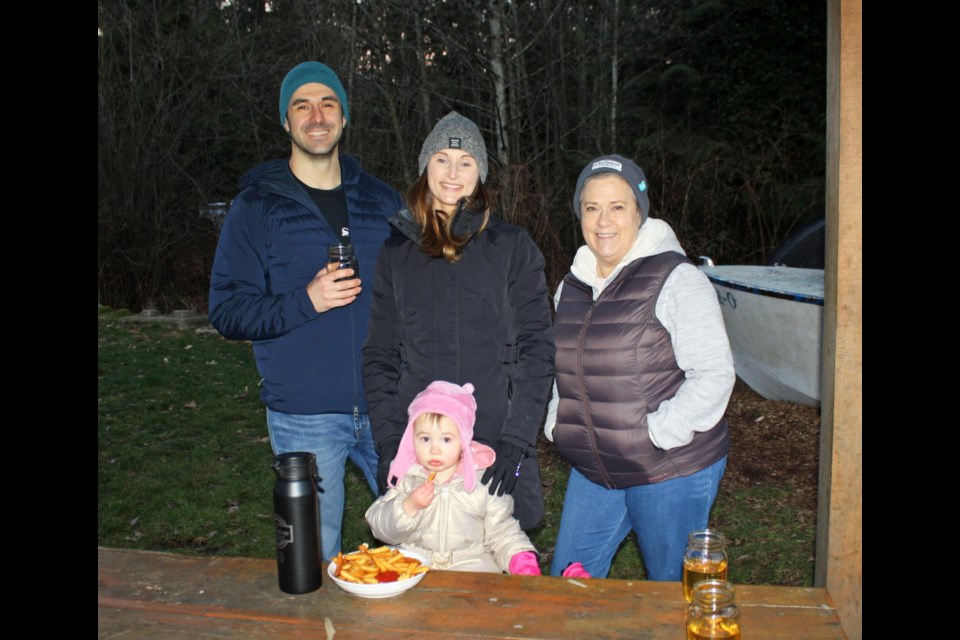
[579,175,643,278]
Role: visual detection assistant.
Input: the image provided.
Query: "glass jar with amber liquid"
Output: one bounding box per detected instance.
[683,529,728,602]
[686,579,740,640]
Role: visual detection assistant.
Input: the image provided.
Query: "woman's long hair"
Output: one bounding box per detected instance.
[406,174,492,263]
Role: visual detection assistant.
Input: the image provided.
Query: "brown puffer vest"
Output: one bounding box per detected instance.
[554,251,729,488]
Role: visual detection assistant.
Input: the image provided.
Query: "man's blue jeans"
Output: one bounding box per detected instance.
[266,409,379,560]
[549,456,726,580]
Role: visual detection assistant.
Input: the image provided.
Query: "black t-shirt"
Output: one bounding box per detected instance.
[295,176,350,241]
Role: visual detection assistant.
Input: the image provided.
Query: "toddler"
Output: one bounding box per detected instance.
[365,381,542,574]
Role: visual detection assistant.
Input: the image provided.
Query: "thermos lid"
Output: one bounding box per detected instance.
[273,452,318,480]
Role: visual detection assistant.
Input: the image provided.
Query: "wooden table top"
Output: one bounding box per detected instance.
[99,547,845,639]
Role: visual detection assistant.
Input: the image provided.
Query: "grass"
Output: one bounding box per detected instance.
[711,485,816,585]
[98,312,814,584]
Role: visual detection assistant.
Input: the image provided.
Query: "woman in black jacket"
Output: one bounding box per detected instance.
[362,112,555,529]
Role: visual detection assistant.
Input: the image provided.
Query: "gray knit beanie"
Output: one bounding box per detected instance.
[279,62,349,126]
[572,155,650,222]
[418,112,489,182]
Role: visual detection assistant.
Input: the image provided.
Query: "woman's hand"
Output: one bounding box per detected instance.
[402,477,436,516]
[481,440,527,496]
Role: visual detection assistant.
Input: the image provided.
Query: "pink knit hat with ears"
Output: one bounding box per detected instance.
[388,381,484,492]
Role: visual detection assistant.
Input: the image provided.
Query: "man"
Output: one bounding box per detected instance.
[209,62,403,560]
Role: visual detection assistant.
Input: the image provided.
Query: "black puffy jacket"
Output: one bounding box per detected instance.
[363,212,555,528]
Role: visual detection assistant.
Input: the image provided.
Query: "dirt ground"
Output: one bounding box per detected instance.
[723,379,821,517]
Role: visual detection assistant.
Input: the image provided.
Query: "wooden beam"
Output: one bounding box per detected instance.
[816,0,862,638]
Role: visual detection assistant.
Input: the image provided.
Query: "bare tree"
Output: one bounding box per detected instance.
[98,0,826,309]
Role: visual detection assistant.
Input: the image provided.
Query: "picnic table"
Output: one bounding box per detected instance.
[99,547,845,639]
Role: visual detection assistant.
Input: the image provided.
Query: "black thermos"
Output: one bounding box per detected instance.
[272,452,322,594]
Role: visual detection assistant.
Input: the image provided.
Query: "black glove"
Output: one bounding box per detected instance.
[376,436,401,495]
[481,440,528,497]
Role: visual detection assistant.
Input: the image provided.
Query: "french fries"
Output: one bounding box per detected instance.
[331,544,430,584]
[427,471,437,482]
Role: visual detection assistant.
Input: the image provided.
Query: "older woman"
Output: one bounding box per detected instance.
[363,112,554,530]
[546,155,734,580]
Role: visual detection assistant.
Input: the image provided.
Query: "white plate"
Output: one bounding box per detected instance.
[327,547,430,598]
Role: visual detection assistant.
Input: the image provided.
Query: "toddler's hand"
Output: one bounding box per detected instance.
[402,477,436,516]
[508,551,542,576]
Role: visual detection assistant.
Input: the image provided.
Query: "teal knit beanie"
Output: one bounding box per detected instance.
[279,62,349,126]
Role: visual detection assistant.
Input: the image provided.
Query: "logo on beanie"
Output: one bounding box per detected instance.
[638,180,647,192]
[592,159,623,172]
[449,137,463,149]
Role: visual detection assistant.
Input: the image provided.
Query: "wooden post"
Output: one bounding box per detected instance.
[816,0,861,638]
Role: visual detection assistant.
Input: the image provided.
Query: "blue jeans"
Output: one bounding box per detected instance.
[266,409,380,560]
[549,456,726,580]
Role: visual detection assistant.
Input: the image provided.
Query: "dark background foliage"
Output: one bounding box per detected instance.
[98,0,825,311]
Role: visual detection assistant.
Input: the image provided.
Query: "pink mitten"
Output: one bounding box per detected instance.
[508,551,542,576]
[561,562,591,578]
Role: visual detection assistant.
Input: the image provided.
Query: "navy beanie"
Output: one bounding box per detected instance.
[279,62,349,126]
[572,155,650,222]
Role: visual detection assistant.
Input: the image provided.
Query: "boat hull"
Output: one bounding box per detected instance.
[700,266,824,407]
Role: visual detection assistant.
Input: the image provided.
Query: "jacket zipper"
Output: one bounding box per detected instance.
[343,199,360,413]
[576,300,614,488]
[351,299,360,412]
[438,485,449,559]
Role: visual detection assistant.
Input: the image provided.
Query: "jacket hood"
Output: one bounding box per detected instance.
[570,218,685,294]
[389,207,500,247]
